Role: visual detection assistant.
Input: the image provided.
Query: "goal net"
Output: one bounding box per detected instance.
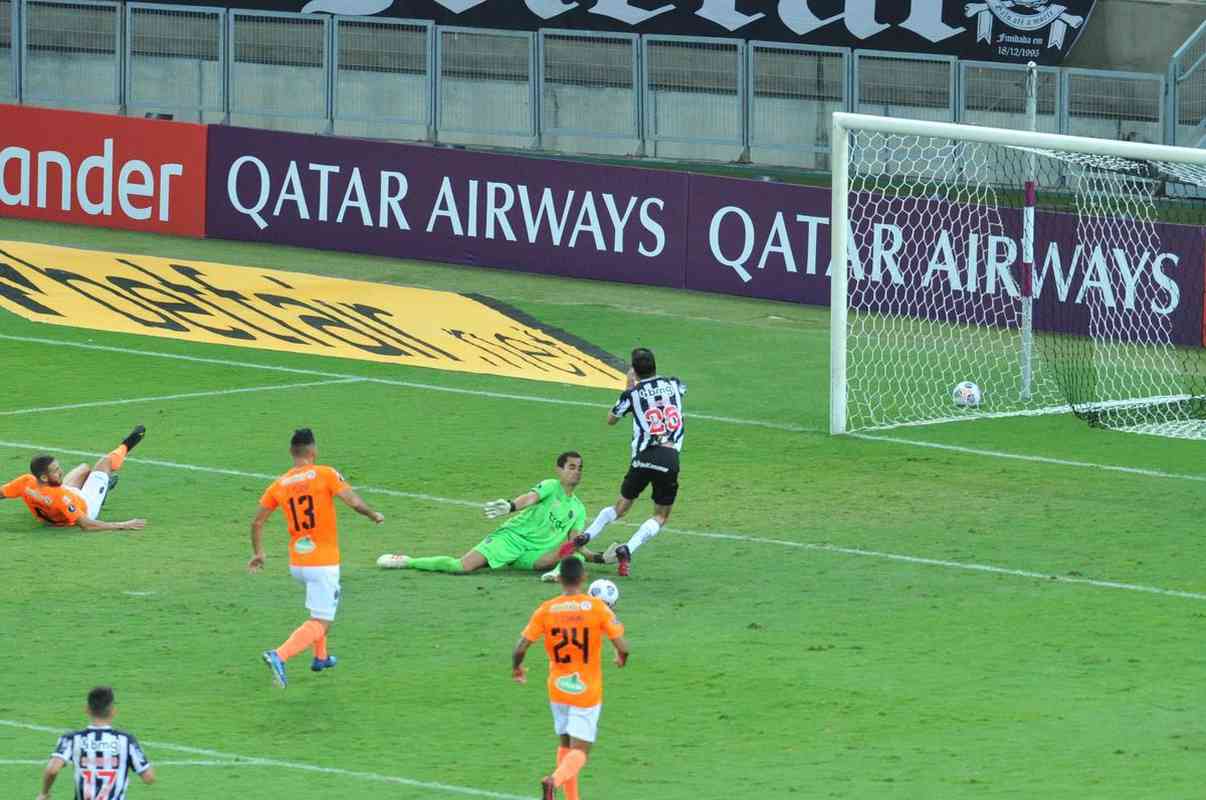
[829,113,1206,439]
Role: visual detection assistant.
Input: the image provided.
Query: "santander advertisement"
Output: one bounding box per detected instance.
[0,105,207,237]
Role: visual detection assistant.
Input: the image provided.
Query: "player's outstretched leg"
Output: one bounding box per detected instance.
[93,425,147,476]
[377,550,486,574]
[61,462,92,489]
[613,503,673,577]
[576,496,633,553]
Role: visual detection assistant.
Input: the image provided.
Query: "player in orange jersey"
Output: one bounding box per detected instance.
[1,426,147,532]
[513,557,630,800]
[249,428,385,688]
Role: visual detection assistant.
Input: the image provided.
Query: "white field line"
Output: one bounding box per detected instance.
[0,757,253,767]
[0,378,366,417]
[0,440,1201,602]
[852,432,1206,484]
[0,720,528,799]
[854,393,1193,433]
[0,334,811,433]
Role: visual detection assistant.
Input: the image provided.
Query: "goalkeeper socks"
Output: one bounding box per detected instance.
[626,518,661,554]
[277,620,325,661]
[552,749,586,787]
[407,555,464,573]
[314,633,329,660]
[584,506,617,541]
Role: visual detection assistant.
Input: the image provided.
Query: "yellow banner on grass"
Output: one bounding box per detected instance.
[0,241,625,389]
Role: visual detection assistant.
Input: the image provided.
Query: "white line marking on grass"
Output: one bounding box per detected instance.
[0,334,811,433]
[0,441,481,509]
[0,758,249,768]
[0,720,529,799]
[658,525,1206,601]
[0,378,365,417]
[0,440,1200,602]
[852,433,1206,484]
[123,591,157,597]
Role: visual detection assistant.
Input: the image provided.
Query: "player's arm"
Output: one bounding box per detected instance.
[484,490,540,519]
[610,634,631,667]
[35,755,65,800]
[608,376,635,425]
[75,516,145,532]
[248,504,274,573]
[335,487,385,524]
[511,635,535,682]
[138,765,157,785]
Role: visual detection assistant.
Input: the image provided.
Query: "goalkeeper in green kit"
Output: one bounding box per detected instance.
[377,451,600,574]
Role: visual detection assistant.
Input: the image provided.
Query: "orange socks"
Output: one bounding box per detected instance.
[555,748,580,800]
[552,749,586,789]
[276,620,326,661]
[107,444,128,470]
[314,633,329,661]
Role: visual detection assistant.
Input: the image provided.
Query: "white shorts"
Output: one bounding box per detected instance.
[289,565,341,621]
[67,471,110,520]
[550,702,601,743]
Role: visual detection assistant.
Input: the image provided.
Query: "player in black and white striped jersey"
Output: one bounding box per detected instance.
[563,347,685,577]
[38,687,155,800]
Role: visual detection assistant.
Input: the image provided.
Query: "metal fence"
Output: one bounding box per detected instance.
[538,28,638,155]
[127,3,223,122]
[1,0,1192,167]
[334,16,431,140]
[23,0,120,112]
[1,0,15,101]
[1169,19,1206,148]
[748,42,845,170]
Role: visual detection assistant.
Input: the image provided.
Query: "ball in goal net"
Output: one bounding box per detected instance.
[829,112,1206,440]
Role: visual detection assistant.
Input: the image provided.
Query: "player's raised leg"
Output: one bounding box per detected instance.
[61,463,91,489]
[69,425,147,522]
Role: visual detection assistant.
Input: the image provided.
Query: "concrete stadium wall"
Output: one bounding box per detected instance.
[1068,0,1206,72]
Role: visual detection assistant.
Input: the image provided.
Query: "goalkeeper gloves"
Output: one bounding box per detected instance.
[483,499,513,519]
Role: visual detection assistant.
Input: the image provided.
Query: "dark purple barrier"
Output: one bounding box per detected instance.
[206,126,688,286]
[205,126,1206,347]
[684,179,1206,346]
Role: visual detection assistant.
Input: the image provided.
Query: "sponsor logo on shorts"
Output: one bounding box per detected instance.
[555,672,588,695]
[294,536,316,554]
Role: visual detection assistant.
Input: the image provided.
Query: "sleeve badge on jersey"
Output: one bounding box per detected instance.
[67,504,76,513]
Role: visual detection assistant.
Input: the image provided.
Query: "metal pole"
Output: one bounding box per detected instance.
[1020,61,1037,401]
[829,113,849,434]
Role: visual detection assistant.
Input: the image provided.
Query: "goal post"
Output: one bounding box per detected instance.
[829,111,1206,438]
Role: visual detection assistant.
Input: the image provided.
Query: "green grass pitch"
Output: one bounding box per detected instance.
[0,218,1203,799]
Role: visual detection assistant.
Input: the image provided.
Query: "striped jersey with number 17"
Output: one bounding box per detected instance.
[51,726,151,800]
[611,376,687,458]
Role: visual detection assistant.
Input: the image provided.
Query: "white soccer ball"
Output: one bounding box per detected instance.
[588,578,620,608]
[952,381,983,407]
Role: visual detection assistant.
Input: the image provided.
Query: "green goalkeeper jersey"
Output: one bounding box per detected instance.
[497,478,586,551]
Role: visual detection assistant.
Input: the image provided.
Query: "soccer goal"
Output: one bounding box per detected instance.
[829,111,1206,439]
